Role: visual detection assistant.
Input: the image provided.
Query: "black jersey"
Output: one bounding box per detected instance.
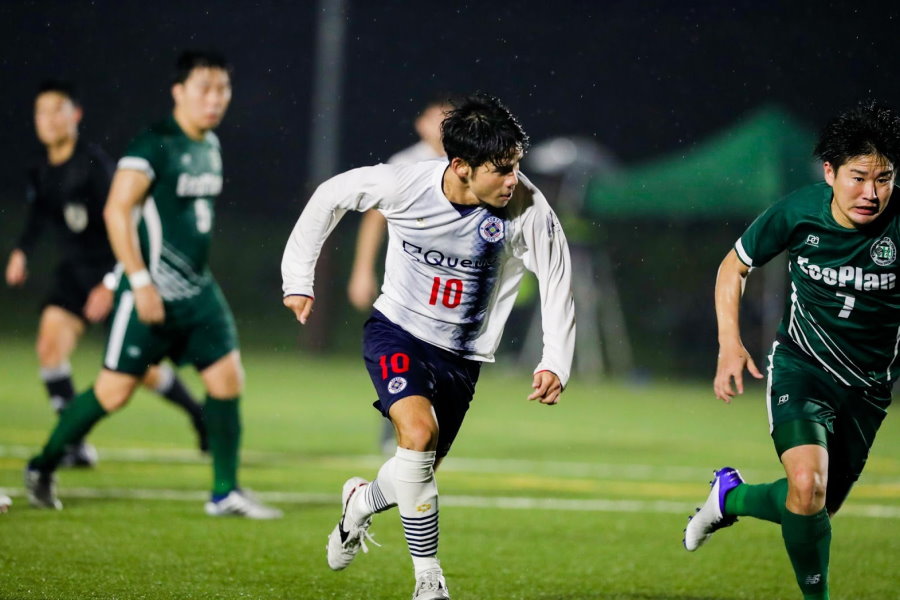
[16,140,116,268]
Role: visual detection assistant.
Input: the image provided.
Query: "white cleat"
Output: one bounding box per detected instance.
[24,468,62,510]
[204,489,283,519]
[683,466,744,551]
[326,477,379,570]
[413,568,451,600]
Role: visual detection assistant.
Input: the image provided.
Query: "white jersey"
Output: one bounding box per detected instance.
[281,160,575,386]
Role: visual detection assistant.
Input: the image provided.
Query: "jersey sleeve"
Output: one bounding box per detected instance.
[519,192,576,388]
[281,164,399,297]
[117,129,163,182]
[734,197,793,269]
[16,168,46,256]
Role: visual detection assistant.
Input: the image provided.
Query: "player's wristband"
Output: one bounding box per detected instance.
[129,269,152,290]
[102,272,118,290]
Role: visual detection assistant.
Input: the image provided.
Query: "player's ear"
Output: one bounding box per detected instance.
[450,157,471,181]
[823,161,836,186]
[171,82,184,105]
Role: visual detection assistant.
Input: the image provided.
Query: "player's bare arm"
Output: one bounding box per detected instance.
[283,294,314,325]
[347,210,387,311]
[104,169,164,324]
[713,249,763,403]
[528,370,562,405]
[5,249,27,286]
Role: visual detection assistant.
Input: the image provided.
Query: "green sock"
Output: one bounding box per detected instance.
[724,478,788,524]
[28,388,107,473]
[782,508,831,600]
[204,396,241,497]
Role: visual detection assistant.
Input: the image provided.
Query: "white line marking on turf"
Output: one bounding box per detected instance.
[2,486,899,518]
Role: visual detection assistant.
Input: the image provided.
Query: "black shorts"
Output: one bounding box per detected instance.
[43,261,111,322]
[363,311,482,458]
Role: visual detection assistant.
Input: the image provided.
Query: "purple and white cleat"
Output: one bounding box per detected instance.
[683,466,744,551]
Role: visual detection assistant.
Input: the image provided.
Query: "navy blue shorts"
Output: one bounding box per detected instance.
[363,311,481,458]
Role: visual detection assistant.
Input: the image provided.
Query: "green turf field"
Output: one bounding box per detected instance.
[1,336,898,599]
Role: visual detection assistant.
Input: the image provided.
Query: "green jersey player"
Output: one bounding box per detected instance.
[684,100,900,600]
[24,51,281,519]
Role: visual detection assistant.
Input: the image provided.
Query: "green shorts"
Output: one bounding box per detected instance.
[766,339,891,510]
[102,281,238,376]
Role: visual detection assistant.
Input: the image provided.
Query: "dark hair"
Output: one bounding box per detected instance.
[173,50,232,85]
[36,79,80,106]
[814,100,900,170]
[441,93,529,168]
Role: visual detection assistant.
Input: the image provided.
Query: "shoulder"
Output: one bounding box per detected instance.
[506,170,549,218]
[387,141,440,165]
[771,182,830,214]
[81,142,115,169]
[124,119,176,155]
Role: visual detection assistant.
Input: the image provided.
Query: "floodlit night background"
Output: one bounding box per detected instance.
[2,0,899,375]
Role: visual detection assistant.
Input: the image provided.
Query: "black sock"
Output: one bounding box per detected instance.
[42,366,75,414]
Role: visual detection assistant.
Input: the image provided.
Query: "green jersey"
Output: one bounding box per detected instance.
[118,115,223,302]
[737,182,900,388]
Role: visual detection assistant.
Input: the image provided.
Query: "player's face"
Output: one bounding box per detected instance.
[468,152,523,208]
[173,67,232,132]
[34,92,81,147]
[825,154,895,229]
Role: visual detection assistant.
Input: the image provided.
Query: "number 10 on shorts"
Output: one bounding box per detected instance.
[379,353,410,380]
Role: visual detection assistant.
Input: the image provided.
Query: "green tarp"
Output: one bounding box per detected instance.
[585,106,816,219]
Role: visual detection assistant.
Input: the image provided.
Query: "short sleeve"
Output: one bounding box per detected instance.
[735,198,792,269]
[118,130,162,181]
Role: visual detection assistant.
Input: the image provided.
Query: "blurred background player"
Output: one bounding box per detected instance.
[684,100,900,600]
[5,80,206,466]
[24,52,281,519]
[346,95,452,454]
[284,93,575,600]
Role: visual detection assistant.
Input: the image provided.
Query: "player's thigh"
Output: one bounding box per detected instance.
[363,315,439,419]
[102,290,170,376]
[768,342,836,458]
[36,305,86,364]
[176,285,240,393]
[826,385,892,514]
[199,350,244,398]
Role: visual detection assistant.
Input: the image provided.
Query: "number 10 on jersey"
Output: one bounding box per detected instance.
[429,276,463,308]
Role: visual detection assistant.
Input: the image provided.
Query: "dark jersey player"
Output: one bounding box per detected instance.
[684,100,900,600]
[6,81,206,466]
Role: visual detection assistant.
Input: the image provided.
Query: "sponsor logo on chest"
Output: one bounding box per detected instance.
[176,173,223,197]
[796,254,896,290]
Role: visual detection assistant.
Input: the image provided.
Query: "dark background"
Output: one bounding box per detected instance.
[1,0,898,373]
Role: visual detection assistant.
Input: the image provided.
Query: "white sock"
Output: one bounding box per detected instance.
[152,363,175,393]
[350,454,399,526]
[393,447,440,577]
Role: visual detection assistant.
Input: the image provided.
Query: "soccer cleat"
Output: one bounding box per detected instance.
[412,568,451,600]
[683,466,744,551]
[60,441,98,468]
[24,468,62,510]
[204,489,283,519]
[327,477,379,570]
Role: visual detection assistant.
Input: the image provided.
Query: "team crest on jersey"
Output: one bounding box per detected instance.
[63,203,88,233]
[387,377,407,394]
[479,216,505,243]
[871,237,896,266]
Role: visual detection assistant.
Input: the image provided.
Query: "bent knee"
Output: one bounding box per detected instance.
[787,470,828,512]
[396,423,439,452]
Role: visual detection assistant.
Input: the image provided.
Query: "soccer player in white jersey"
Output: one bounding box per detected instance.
[282,94,575,600]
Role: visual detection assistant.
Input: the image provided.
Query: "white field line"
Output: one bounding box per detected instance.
[1,486,899,519]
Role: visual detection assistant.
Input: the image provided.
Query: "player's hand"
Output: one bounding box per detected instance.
[5,249,27,287]
[283,294,314,324]
[83,284,114,323]
[714,340,763,403]
[133,285,165,324]
[528,370,562,405]
[347,269,378,312]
